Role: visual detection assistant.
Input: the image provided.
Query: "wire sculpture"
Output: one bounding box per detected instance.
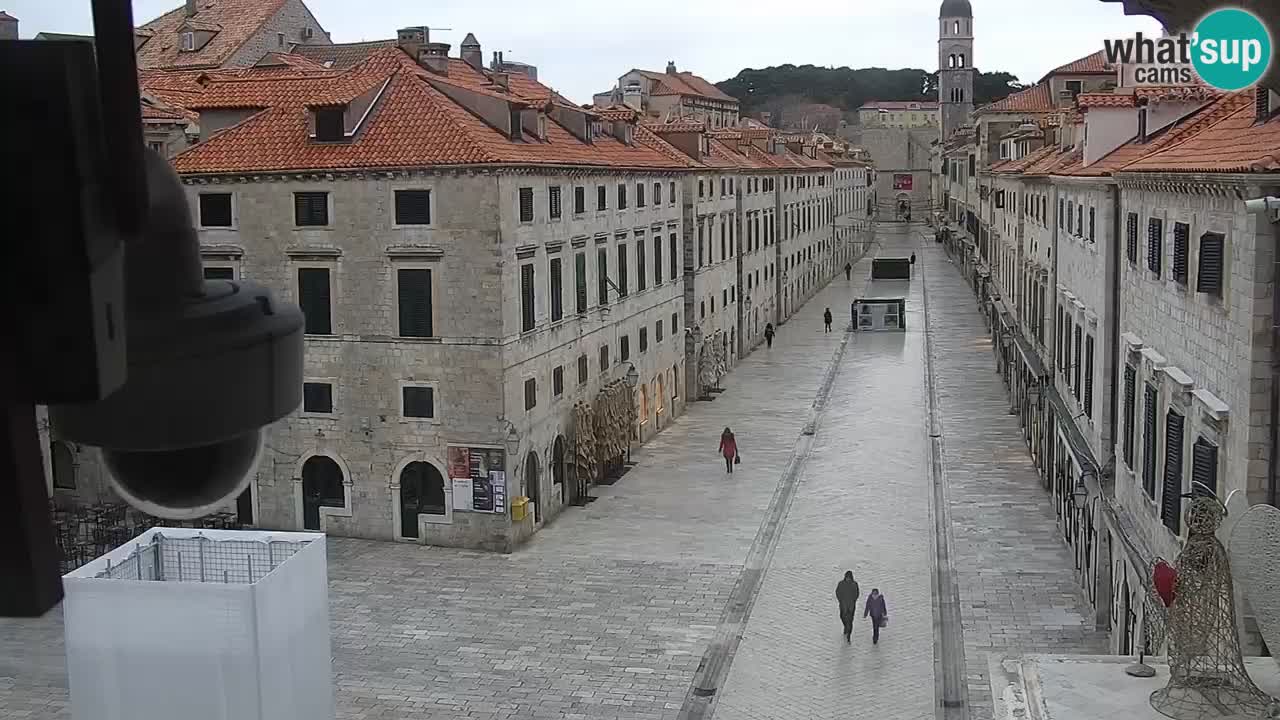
[1150,496,1280,719]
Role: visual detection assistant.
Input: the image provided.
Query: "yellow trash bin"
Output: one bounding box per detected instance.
[511,496,529,521]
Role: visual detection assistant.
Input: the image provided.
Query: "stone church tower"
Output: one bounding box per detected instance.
[938,0,975,140]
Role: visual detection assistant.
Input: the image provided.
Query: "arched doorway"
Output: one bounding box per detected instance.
[301,455,345,531]
[50,441,76,490]
[552,436,567,503]
[524,451,540,521]
[399,461,445,539]
[656,376,665,417]
[639,384,650,426]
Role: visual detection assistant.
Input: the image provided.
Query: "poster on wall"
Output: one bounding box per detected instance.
[446,446,506,514]
[893,174,914,191]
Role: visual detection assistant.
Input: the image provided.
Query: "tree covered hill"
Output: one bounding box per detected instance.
[715,64,1023,121]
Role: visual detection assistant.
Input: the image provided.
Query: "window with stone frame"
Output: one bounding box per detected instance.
[654,236,663,285]
[597,248,608,305]
[671,312,678,334]
[637,182,646,208]
[639,327,648,354]
[653,182,662,205]
[303,382,333,413]
[669,234,677,281]
[636,239,646,291]
[523,378,536,411]
[575,252,588,314]
[394,190,432,225]
[199,192,234,227]
[597,185,607,211]
[1126,213,1139,264]
[1122,364,1136,468]
[520,263,536,332]
[620,334,630,361]
[403,385,435,419]
[294,191,329,226]
[549,257,563,322]
[1147,217,1163,277]
[1197,232,1225,297]
[1076,205,1083,237]
[599,344,609,371]
[617,183,628,209]
[617,243,628,296]
[553,366,564,397]
[656,319,664,342]
[1161,408,1185,534]
[1084,334,1094,419]
[1142,382,1159,499]
[518,187,534,223]
[1072,324,1082,398]
[1089,207,1096,243]
[1191,437,1219,498]
[548,185,562,220]
[578,354,588,384]
[573,186,585,214]
[298,267,332,335]
[397,268,434,338]
[1171,222,1190,285]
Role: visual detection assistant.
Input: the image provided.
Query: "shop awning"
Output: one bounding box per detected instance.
[1014,335,1047,379]
[1046,387,1100,476]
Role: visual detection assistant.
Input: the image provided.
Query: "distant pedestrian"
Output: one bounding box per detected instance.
[844,263,852,281]
[836,571,861,643]
[864,588,888,645]
[764,323,775,348]
[718,427,739,474]
[823,308,833,333]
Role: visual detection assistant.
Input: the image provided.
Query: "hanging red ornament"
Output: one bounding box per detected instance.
[1153,560,1178,607]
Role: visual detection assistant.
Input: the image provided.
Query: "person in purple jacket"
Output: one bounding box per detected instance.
[864,588,888,645]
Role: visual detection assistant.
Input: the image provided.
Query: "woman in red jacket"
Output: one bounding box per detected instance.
[718,427,738,474]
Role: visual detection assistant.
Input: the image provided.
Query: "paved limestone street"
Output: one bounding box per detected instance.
[0,223,1105,720]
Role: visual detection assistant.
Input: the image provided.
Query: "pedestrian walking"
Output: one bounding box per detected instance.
[764,323,775,348]
[823,308,833,333]
[864,588,888,645]
[844,262,852,281]
[718,427,739,474]
[835,571,861,643]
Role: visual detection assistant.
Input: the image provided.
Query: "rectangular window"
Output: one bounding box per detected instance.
[394,190,432,225]
[298,267,332,335]
[553,366,564,397]
[523,378,536,411]
[669,181,675,203]
[549,257,563,322]
[597,248,609,304]
[639,327,648,353]
[636,240,647,291]
[617,244,628,297]
[1089,207,1096,243]
[1067,200,1074,233]
[1126,213,1138,264]
[574,186,585,214]
[1198,232,1225,297]
[1162,409,1185,534]
[1073,324,1082,398]
[671,312,678,334]
[1059,198,1065,229]
[697,223,705,267]
[1171,222,1190,284]
[1147,217,1163,276]
[575,252,587,313]
[199,193,233,227]
[637,183,645,208]
[1084,335,1094,419]
[1123,364,1136,468]
[654,236,663,284]
[1191,437,1219,498]
[302,382,333,413]
[698,179,704,198]
[403,386,435,419]
[656,319,664,342]
[1077,205,1083,237]
[654,182,662,205]
[577,354,588,384]
[1143,382,1159,499]
[294,191,329,226]
[397,268,434,338]
[549,186,562,220]
[599,344,609,371]
[620,334,630,361]
[617,184,628,210]
[520,263,536,332]
[204,266,235,280]
[518,187,534,223]
[597,185,607,211]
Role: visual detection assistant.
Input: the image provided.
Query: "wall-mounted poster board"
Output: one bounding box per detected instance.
[893,174,913,191]
[446,446,507,514]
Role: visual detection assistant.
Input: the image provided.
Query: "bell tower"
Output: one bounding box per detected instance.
[938,0,974,140]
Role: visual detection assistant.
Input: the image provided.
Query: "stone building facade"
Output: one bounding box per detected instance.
[132,0,331,71]
[593,64,740,129]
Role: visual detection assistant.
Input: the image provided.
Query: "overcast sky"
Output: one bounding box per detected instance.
[9,0,1161,104]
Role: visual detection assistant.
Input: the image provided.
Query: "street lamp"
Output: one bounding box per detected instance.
[623,363,639,464]
[1072,470,1093,511]
[504,422,520,458]
[624,363,639,389]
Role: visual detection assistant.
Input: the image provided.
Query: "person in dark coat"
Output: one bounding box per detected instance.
[864,588,888,645]
[764,323,775,348]
[844,263,852,281]
[823,308,833,333]
[835,571,861,643]
[717,427,738,474]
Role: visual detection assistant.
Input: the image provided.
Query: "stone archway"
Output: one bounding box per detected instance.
[552,436,567,503]
[300,455,345,531]
[398,461,446,539]
[524,451,541,521]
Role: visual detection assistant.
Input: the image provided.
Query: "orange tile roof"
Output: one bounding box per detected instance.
[134,0,297,70]
[991,144,1057,173]
[293,40,396,69]
[1025,146,1082,176]
[1042,50,1112,81]
[169,47,701,174]
[980,83,1055,114]
[1134,85,1223,104]
[634,69,737,102]
[642,120,707,133]
[1121,92,1280,173]
[1078,92,1135,109]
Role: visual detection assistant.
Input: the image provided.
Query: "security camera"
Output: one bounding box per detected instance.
[1244,196,1280,216]
[49,150,305,519]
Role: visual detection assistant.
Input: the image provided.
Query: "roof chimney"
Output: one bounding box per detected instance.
[185,0,197,16]
[397,27,427,60]
[493,72,510,92]
[419,41,451,75]
[461,33,482,72]
[0,10,17,40]
[665,60,677,75]
[1257,86,1275,123]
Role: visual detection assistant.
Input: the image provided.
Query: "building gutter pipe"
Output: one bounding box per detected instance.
[1108,183,1123,491]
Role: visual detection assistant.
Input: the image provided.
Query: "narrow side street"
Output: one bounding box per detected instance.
[921,240,1110,720]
